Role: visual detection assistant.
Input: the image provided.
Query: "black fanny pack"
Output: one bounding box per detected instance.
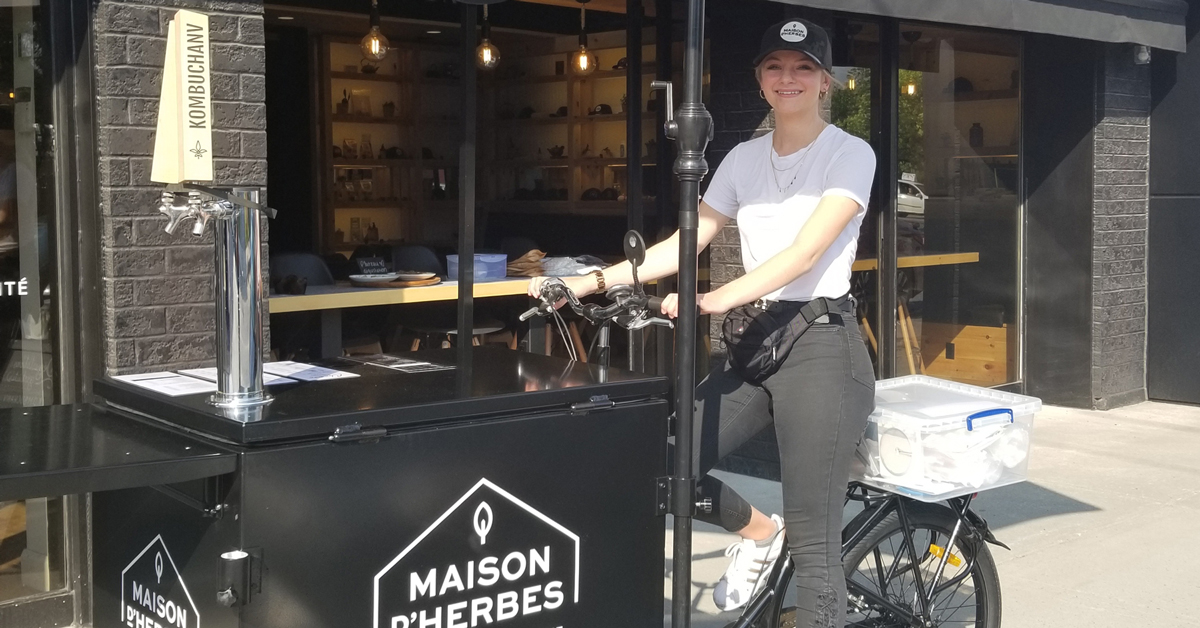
[721,294,850,385]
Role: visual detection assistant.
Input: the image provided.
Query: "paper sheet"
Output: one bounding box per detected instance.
[344,354,456,373]
[113,372,218,397]
[262,361,360,381]
[178,368,297,386]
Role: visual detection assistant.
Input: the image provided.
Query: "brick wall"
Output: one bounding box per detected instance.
[704,1,786,479]
[1091,43,1151,409]
[94,0,267,374]
[705,2,781,362]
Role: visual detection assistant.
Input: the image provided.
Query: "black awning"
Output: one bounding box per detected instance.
[769,0,1188,52]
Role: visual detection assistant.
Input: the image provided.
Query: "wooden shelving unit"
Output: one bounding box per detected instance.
[314,34,707,251]
[316,35,463,254]
[480,41,696,219]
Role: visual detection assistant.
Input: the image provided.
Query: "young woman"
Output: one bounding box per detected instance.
[530,18,876,627]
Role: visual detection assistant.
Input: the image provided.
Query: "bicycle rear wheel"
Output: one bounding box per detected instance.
[842,503,1001,628]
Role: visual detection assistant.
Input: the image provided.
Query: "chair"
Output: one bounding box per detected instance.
[381,245,511,350]
[391,244,443,274]
[322,253,355,281]
[853,269,924,376]
[270,252,384,356]
[271,252,335,287]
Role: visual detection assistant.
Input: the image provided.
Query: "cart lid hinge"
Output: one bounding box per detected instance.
[570,395,614,414]
[656,476,702,517]
[329,423,387,443]
[150,481,227,519]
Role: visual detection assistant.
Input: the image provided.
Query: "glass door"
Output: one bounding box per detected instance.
[825,18,884,371]
[0,0,67,613]
[893,24,1022,386]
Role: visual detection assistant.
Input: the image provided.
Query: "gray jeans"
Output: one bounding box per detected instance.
[684,299,875,627]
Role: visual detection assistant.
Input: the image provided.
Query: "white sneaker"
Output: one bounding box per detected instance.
[712,514,786,611]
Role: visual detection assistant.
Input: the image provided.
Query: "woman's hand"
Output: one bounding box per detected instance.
[658,292,733,318]
[659,293,679,318]
[699,291,732,316]
[527,274,597,304]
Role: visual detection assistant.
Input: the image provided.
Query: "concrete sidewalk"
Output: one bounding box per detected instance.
[664,401,1200,627]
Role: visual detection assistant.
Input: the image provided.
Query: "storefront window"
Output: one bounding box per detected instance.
[826,19,882,368]
[0,2,55,408]
[0,0,66,608]
[0,498,65,602]
[894,25,1021,386]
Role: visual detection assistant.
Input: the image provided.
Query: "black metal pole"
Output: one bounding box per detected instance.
[670,1,711,627]
[654,0,674,377]
[457,4,478,365]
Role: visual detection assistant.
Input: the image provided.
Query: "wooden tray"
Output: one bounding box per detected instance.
[350,277,442,289]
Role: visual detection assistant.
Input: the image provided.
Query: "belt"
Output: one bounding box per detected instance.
[753,293,852,313]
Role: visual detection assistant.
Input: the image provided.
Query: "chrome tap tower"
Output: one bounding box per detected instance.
[158,185,275,411]
[149,9,275,414]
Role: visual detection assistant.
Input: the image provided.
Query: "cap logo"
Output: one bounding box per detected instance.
[779,21,808,43]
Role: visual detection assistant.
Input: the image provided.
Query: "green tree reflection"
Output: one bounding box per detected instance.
[830,68,926,181]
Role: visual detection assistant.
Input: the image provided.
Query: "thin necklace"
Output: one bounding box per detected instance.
[768,127,824,194]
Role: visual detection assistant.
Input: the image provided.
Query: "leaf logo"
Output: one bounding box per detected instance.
[473,502,493,545]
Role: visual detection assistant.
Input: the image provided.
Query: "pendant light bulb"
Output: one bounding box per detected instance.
[361,0,389,61]
[477,39,500,70]
[572,43,597,76]
[906,82,916,96]
[571,2,597,76]
[476,6,500,70]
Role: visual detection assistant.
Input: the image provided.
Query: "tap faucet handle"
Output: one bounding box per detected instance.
[159,192,193,235]
[191,210,211,236]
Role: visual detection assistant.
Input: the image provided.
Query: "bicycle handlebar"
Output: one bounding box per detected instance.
[521,277,673,331]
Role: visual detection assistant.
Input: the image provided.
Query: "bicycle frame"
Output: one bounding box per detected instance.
[729,483,989,628]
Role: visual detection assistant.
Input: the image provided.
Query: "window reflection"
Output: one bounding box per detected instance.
[896,25,1021,386]
[0,497,64,602]
[826,20,881,371]
[0,2,54,408]
[0,0,65,608]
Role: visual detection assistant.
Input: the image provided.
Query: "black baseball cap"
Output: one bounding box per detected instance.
[752,18,832,72]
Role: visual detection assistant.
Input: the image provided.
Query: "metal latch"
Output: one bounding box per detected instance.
[655,476,702,517]
[329,423,387,443]
[150,475,228,519]
[569,395,614,414]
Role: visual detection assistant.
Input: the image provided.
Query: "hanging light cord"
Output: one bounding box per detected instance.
[579,0,589,45]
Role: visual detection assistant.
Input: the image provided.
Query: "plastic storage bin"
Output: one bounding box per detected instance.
[851,375,1041,502]
[446,253,507,281]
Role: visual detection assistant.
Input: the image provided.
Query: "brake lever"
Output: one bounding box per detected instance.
[518,305,545,322]
[619,313,674,331]
[645,317,674,329]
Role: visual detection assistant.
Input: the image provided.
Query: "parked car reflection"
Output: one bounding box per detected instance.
[898,179,928,215]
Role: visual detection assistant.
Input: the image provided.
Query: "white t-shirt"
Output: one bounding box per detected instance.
[702,125,876,302]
